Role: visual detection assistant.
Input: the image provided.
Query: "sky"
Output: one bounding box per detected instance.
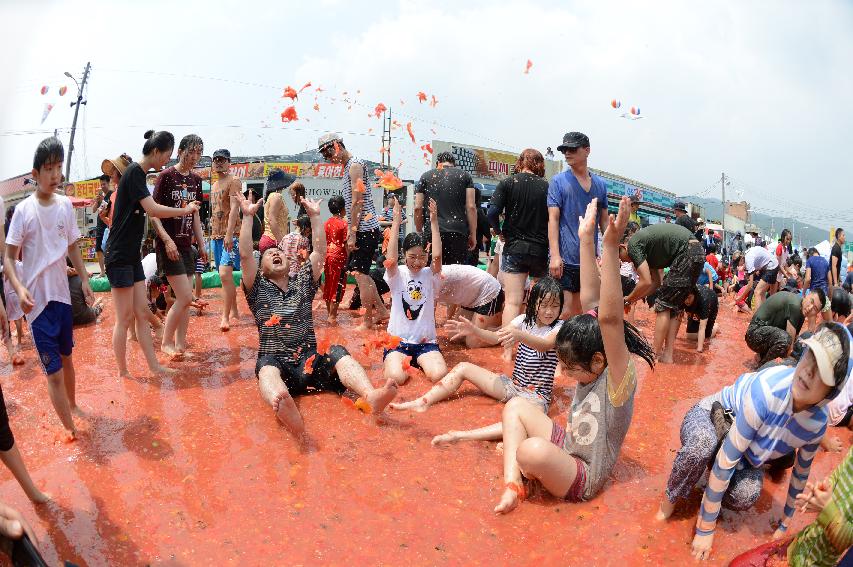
[1,0,851,229]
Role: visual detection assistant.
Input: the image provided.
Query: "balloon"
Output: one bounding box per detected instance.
[610,99,621,109]
[524,59,533,74]
[40,103,53,124]
[40,86,48,95]
[59,85,67,96]
[630,106,640,115]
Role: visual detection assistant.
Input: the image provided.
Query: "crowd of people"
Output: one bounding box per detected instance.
[0,129,851,564]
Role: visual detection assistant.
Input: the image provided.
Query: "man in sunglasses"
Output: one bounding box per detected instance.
[547,131,609,318]
[209,149,244,331]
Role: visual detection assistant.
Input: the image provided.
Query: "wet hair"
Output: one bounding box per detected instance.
[296,215,311,232]
[523,277,564,327]
[98,174,110,183]
[831,288,851,317]
[142,130,175,156]
[707,242,717,254]
[402,232,426,253]
[808,247,819,257]
[33,137,64,171]
[178,133,204,153]
[289,181,306,199]
[555,313,655,372]
[788,254,802,269]
[514,149,545,177]
[622,221,640,243]
[328,195,345,215]
[836,228,845,240]
[436,151,455,165]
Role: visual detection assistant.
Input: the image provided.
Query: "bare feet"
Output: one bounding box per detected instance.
[151,365,178,376]
[655,498,675,521]
[355,321,374,332]
[494,487,520,514]
[220,318,230,332]
[71,405,88,419]
[365,379,398,414]
[431,431,461,446]
[658,352,673,364]
[327,316,337,326]
[272,391,306,438]
[118,370,132,379]
[11,352,24,365]
[390,397,429,413]
[162,345,184,360]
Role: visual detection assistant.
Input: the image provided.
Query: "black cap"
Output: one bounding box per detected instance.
[212,149,231,160]
[266,168,297,192]
[556,132,590,152]
[673,201,687,212]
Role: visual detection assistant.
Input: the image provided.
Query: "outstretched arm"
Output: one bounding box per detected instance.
[303,198,326,281]
[386,196,402,278]
[233,194,262,292]
[599,196,632,386]
[578,198,601,312]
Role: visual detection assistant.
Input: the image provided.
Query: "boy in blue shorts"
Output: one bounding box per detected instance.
[4,138,93,439]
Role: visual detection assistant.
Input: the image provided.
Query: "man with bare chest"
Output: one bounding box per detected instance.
[209,149,243,331]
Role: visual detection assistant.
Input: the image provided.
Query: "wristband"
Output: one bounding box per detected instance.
[694,527,715,537]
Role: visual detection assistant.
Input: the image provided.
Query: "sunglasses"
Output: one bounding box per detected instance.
[563,147,581,154]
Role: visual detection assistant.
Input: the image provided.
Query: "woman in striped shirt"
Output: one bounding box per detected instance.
[656,322,853,561]
[390,277,564,445]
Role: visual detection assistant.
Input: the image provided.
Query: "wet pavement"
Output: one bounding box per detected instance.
[0,290,848,566]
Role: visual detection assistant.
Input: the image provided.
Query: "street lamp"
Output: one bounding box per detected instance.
[63,63,91,182]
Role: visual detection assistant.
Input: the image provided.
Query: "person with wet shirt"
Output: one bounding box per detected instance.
[620,222,705,363]
[683,285,719,353]
[150,134,207,358]
[547,132,609,318]
[235,192,397,446]
[209,148,245,332]
[656,323,853,562]
[414,151,477,266]
[745,289,824,368]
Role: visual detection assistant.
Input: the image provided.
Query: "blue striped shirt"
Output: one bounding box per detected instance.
[696,366,826,535]
[342,157,380,232]
[510,315,563,404]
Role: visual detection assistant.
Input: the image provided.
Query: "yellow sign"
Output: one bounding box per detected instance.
[78,237,96,261]
[69,180,101,200]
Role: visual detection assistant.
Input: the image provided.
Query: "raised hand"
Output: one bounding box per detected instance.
[603,195,631,247]
[232,193,263,217]
[577,198,599,241]
[302,197,322,218]
[445,316,475,341]
[391,195,402,223]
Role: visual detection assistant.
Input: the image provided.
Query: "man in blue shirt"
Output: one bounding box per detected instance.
[805,247,830,295]
[547,132,608,317]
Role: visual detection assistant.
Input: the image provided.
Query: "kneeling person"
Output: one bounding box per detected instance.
[746,290,823,368]
[684,285,718,353]
[236,193,397,442]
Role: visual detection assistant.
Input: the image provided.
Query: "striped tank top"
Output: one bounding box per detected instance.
[342,157,380,232]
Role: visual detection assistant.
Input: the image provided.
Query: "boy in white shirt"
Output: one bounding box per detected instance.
[4,138,93,440]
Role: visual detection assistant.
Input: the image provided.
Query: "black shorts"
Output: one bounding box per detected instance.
[501,252,548,279]
[686,309,717,337]
[439,231,469,266]
[621,275,637,297]
[654,240,705,313]
[255,345,350,396]
[559,264,581,293]
[157,246,195,277]
[762,267,780,284]
[470,289,505,317]
[347,229,381,275]
[106,262,146,289]
[95,229,106,252]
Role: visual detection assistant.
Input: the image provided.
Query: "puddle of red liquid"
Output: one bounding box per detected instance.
[0,292,846,566]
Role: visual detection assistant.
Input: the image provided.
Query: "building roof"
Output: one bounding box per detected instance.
[0,173,31,198]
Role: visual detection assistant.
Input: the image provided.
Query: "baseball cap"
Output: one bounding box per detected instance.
[318,132,343,151]
[556,132,590,152]
[673,201,688,212]
[212,149,231,160]
[801,326,845,386]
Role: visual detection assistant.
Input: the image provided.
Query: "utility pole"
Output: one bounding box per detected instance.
[381,109,392,169]
[65,62,91,182]
[721,172,726,254]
